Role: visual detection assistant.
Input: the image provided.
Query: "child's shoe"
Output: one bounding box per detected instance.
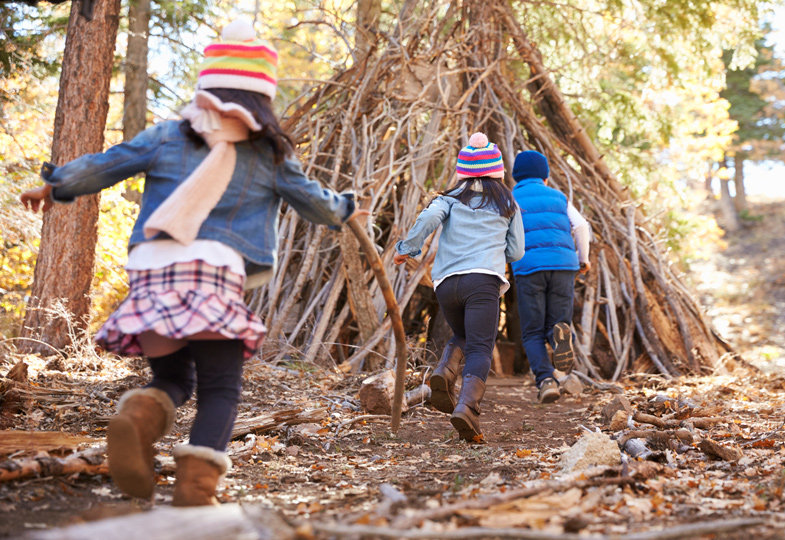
[537,378,560,403]
[429,342,463,413]
[450,374,486,442]
[107,388,175,499]
[172,445,231,506]
[552,322,575,373]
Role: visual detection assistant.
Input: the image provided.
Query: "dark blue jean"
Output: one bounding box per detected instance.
[515,271,576,386]
[435,273,501,382]
[146,340,244,451]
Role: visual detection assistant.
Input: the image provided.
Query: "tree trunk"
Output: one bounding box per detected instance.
[122,0,151,141]
[719,179,741,232]
[19,0,121,353]
[121,0,150,205]
[732,155,747,213]
[704,162,714,197]
[355,0,381,56]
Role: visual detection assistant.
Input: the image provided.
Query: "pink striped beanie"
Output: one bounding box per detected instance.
[455,132,505,180]
[197,19,278,100]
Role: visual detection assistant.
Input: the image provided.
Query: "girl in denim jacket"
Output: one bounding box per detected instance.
[21,19,364,505]
[393,132,524,443]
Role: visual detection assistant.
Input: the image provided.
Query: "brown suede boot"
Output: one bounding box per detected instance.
[172,445,231,507]
[429,341,463,413]
[108,388,175,499]
[450,374,486,443]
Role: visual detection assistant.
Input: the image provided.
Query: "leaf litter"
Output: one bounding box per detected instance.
[1,347,784,538]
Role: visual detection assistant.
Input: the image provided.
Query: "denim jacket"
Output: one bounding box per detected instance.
[43,120,355,278]
[395,193,525,285]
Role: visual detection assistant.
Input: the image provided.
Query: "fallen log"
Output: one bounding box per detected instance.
[0,446,106,483]
[617,429,693,448]
[0,430,100,456]
[698,438,743,462]
[359,370,404,415]
[28,503,295,540]
[230,408,327,440]
[313,518,765,539]
[632,412,724,430]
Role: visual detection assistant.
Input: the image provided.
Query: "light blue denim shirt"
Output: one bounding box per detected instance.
[395,193,525,287]
[43,120,354,277]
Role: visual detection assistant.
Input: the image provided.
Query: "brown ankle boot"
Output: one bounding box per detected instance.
[450,374,486,443]
[108,388,175,499]
[172,445,231,507]
[429,341,463,413]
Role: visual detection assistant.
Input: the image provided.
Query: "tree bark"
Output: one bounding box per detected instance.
[719,179,741,232]
[732,154,747,213]
[121,0,150,205]
[122,0,151,141]
[19,0,122,353]
[704,162,714,197]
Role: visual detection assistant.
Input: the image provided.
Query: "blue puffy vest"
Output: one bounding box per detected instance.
[511,178,579,276]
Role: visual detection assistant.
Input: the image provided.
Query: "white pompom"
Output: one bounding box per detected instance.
[221,18,256,41]
[468,132,489,148]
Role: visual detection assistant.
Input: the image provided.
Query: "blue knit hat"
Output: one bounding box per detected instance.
[512,150,549,181]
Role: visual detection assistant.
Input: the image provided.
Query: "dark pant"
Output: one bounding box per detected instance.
[435,273,501,382]
[146,340,244,451]
[515,271,576,386]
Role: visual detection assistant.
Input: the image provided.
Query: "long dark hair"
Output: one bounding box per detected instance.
[181,88,295,165]
[440,177,518,218]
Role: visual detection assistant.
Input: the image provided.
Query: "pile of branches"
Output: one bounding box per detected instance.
[247,0,730,379]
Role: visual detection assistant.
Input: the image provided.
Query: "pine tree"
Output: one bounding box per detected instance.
[20,0,121,353]
[721,29,785,215]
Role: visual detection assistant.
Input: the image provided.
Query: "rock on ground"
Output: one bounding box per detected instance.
[560,431,621,472]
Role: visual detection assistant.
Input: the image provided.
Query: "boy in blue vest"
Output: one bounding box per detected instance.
[511,150,591,403]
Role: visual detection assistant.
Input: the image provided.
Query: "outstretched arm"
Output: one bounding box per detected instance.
[567,202,591,269]
[275,157,355,226]
[37,124,164,204]
[394,197,450,264]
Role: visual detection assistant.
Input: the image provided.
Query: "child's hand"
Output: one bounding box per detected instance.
[393,253,409,265]
[579,261,591,274]
[21,185,53,213]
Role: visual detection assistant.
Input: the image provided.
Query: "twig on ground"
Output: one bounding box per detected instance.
[310,518,765,539]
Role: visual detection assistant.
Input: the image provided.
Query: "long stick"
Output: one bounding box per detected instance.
[312,518,765,540]
[347,219,408,433]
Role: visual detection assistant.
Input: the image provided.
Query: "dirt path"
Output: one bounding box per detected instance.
[2,197,785,537]
[2,361,784,538]
[691,196,785,369]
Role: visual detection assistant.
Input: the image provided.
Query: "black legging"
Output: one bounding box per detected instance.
[146,340,244,451]
[434,273,501,382]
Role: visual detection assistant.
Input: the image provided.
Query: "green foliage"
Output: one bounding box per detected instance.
[739,208,765,221]
[0,3,68,104]
[721,29,785,160]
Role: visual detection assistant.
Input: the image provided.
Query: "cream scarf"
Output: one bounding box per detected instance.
[143,91,262,244]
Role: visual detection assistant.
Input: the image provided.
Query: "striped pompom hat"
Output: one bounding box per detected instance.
[455,132,505,179]
[197,19,278,100]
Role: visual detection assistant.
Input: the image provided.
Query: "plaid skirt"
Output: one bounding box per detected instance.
[96,261,266,359]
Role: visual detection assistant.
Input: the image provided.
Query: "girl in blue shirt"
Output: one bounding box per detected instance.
[394,132,524,442]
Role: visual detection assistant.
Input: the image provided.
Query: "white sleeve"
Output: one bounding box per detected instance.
[567,202,591,264]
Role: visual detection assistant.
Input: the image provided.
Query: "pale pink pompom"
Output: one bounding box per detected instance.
[468,132,489,148]
[222,18,256,41]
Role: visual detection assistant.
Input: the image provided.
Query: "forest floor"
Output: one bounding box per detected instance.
[0,197,784,539]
